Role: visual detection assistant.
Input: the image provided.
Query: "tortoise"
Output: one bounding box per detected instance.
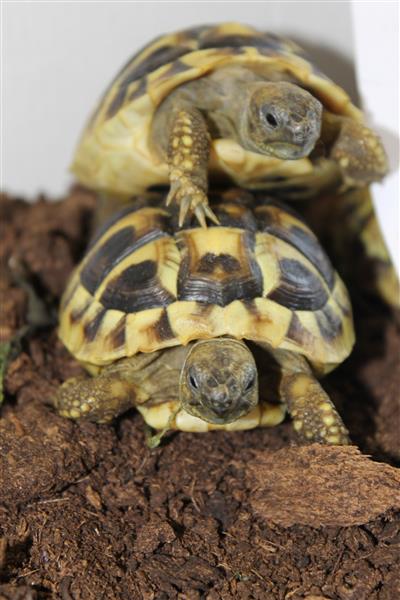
[55,189,354,445]
[71,22,388,226]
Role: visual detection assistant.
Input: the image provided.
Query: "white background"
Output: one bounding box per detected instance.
[1,1,399,273]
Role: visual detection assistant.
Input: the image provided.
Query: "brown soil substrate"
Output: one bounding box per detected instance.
[0,190,399,600]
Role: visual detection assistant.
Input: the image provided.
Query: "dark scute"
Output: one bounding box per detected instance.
[154,309,175,341]
[197,253,241,274]
[119,45,191,88]
[287,312,312,345]
[198,33,283,51]
[100,260,175,313]
[69,299,92,324]
[337,298,351,317]
[178,276,262,307]
[119,260,157,283]
[90,34,163,123]
[213,205,258,231]
[81,227,136,295]
[106,85,128,119]
[82,217,171,296]
[315,305,343,341]
[110,316,126,349]
[268,258,328,311]
[241,298,260,316]
[289,226,334,289]
[156,59,192,81]
[104,44,192,120]
[254,194,308,222]
[260,218,334,290]
[84,308,107,342]
[178,234,263,307]
[128,76,148,101]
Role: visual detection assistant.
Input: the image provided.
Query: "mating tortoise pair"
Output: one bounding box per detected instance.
[72,22,396,306]
[55,24,396,444]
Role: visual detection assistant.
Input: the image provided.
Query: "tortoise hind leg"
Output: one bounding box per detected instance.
[354,190,400,308]
[280,372,350,445]
[304,188,399,309]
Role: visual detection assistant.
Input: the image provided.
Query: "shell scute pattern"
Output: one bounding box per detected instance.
[255,202,335,289]
[176,228,263,307]
[267,258,329,311]
[59,194,353,370]
[93,22,348,129]
[74,23,362,198]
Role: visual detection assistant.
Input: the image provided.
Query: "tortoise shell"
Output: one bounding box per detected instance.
[59,190,354,372]
[71,22,362,198]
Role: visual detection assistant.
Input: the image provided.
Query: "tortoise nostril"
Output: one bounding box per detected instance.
[208,389,233,415]
[210,389,228,404]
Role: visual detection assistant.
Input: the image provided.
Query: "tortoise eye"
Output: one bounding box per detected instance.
[188,371,199,391]
[264,111,278,128]
[244,374,256,392]
[261,105,280,128]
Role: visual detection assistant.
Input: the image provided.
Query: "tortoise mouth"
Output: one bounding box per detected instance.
[184,403,252,425]
[265,141,313,160]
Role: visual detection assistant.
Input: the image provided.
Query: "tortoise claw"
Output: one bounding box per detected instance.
[178,197,192,227]
[203,204,220,225]
[166,177,215,228]
[166,181,179,207]
[194,206,207,229]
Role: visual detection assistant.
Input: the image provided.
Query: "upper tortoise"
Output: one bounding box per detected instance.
[56,189,354,445]
[72,23,388,225]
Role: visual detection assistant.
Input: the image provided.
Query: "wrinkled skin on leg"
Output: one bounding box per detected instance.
[54,350,169,423]
[257,346,350,445]
[280,372,350,445]
[54,374,136,423]
[165,107,218,227]
[321,112,388,187]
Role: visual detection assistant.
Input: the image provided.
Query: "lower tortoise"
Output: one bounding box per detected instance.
[56,189,354,445]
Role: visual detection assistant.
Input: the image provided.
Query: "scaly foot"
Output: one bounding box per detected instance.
[166,173,219,227]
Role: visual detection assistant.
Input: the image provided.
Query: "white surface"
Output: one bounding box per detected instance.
[352,1,399,274]
[1,1,398,273]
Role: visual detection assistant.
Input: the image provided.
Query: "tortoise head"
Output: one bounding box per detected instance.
[240,81,322,159]
[180,339,258,425]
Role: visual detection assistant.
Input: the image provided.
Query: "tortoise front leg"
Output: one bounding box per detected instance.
[166,107,218,227]
[54,373,137,423]
[322,111,388,187]
[280,372,350,445]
